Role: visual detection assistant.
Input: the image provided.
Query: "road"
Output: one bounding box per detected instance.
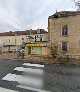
[0,60,80,92]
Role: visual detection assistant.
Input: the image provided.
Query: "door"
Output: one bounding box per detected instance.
[31,47,42,55]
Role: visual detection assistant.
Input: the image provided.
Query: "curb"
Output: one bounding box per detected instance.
[0,58,56,65]
[0,58,80,66]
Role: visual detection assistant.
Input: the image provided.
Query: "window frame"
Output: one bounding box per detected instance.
[62,42,68,52]
[62,25,68,36]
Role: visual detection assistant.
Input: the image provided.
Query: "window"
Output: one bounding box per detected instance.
[15,39,17,45]
[34,36,37,42]
[22,38,24,43]
[40,35,43,42]
[62,42,67,51]
[9,40,10,43]
[36,35,38,38]
[62,25,68,36]
[22,38,24,40]
[32,47,33,50]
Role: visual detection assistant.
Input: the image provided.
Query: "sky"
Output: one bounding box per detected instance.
[0,0,77,32]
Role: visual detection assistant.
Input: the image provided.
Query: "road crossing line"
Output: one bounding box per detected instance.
[2,63,51,92]
[23,63,44,68]
[2,73,20,81]
[14,67,44,75]
[2,73,43,87]
[2,73,42,85]
[17,85,51,92]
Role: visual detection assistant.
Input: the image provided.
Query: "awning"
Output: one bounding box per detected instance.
[26,43,47,47]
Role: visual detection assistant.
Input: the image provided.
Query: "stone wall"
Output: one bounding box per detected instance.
[48,14,80,58]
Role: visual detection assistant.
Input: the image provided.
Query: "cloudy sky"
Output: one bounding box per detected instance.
[0,0,77,32]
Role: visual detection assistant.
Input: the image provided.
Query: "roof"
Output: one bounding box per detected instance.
[25,29,47,35]
[49,11,80,19]
[0,29,47,36]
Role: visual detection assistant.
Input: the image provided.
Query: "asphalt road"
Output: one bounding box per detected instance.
[0,60,80,92]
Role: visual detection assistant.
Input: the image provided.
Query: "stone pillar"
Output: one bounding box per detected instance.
[24,46,29,56]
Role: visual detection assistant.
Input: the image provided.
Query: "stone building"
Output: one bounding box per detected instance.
[25,30,50,56]
[0,29,50,56]
[48,11,80,58]
[0,31,28,52]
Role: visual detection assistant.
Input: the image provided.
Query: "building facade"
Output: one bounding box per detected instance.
[25,31,50,56]
[0,35,27,52]
[48,11,80,58]
[0,29,50,56]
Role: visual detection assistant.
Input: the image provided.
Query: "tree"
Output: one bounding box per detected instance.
[49,43,58,58]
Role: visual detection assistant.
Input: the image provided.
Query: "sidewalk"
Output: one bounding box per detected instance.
[0,52,17,60]
[0,52,56,64]
[0,52,80,65]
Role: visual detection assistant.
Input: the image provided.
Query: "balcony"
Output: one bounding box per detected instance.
[26,35,48,44]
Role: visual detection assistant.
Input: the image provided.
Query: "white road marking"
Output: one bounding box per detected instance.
[0,87,19,92]
[23,63,44,68]
[17,85,51,92]
[2,73,20,81]
[2,63,46,92]
[14,67,44,75]
[2,73,43,88]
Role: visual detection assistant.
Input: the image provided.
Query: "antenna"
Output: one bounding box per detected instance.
[73,0,80,11]
[56,8,57,13]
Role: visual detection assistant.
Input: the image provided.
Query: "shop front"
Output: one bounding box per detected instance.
[26,43,47,55]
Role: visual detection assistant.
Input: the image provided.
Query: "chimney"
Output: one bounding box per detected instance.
[30,29,32,35]
[37,28,40,34]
